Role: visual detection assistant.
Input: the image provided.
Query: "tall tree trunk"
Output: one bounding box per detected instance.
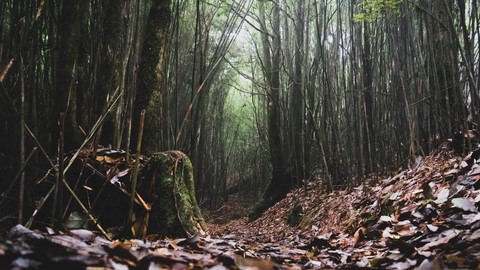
[362,21,374,175]
[457,0,479,122]
[291,0,305,183]
[135,0,172,153]
[250,0,291,220]
[94,0,128,147]
[55,0,87,150]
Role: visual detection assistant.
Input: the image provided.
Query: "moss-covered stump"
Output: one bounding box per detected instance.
[36,149,206,240]
[137,150,207,238]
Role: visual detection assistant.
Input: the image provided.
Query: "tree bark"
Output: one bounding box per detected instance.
[361,21,374,175]
[250,0,291,220]
[291,0,305,183]
[94,0,129,147]
[55,0,87,150]
[135,0,172,153]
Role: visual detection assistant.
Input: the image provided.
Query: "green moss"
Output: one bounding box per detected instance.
[139,151,206,237]
[158,176,176,227]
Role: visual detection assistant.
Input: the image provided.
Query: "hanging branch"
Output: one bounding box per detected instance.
[35,0,46,21]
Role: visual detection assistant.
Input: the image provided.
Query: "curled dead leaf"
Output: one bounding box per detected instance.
[353,227,366,247]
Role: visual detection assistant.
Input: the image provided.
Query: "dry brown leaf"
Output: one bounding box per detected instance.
[434,189,449,205]
[235,256,275,270]
[353,227,366,247]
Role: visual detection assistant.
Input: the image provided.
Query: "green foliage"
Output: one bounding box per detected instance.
[354,0,404,22]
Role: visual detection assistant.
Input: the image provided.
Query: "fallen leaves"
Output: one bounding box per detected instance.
[451,198,476,212]
[213,144,480,269]
[3,144,480,269]
[2,225,250,269]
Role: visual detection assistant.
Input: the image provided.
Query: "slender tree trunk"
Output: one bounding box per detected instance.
[457,0,479,122]
[362,21,374,175]
[250,0,291,220]
[291,0,305,183]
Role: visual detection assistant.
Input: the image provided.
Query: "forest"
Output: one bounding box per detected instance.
[0,0,479,269]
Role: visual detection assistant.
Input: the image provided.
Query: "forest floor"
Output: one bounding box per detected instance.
[2,143,480,269]
[207,143,480,269]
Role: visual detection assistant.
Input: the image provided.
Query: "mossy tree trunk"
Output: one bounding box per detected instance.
[135,0,171,153]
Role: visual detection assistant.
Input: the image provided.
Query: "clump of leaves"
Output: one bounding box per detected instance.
[354,0,404,22]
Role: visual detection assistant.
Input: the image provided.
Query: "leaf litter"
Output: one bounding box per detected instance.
[212,144,480,269]
[1,143,480,269]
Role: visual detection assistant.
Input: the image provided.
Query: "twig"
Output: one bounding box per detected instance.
[1,83,55,169]
[0,147,38,209]
[19,56,26,224]
[125,92,134,163]
[127,109,145,233]
[63,87,121,174]
[25,185,54,229]
[0,58,14,83]
[61,177,111,240]
[51,112,65,226]
[114,184,150,211]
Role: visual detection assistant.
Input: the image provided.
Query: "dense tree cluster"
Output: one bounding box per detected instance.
[247,0,479,216]
[0,0,478,224]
